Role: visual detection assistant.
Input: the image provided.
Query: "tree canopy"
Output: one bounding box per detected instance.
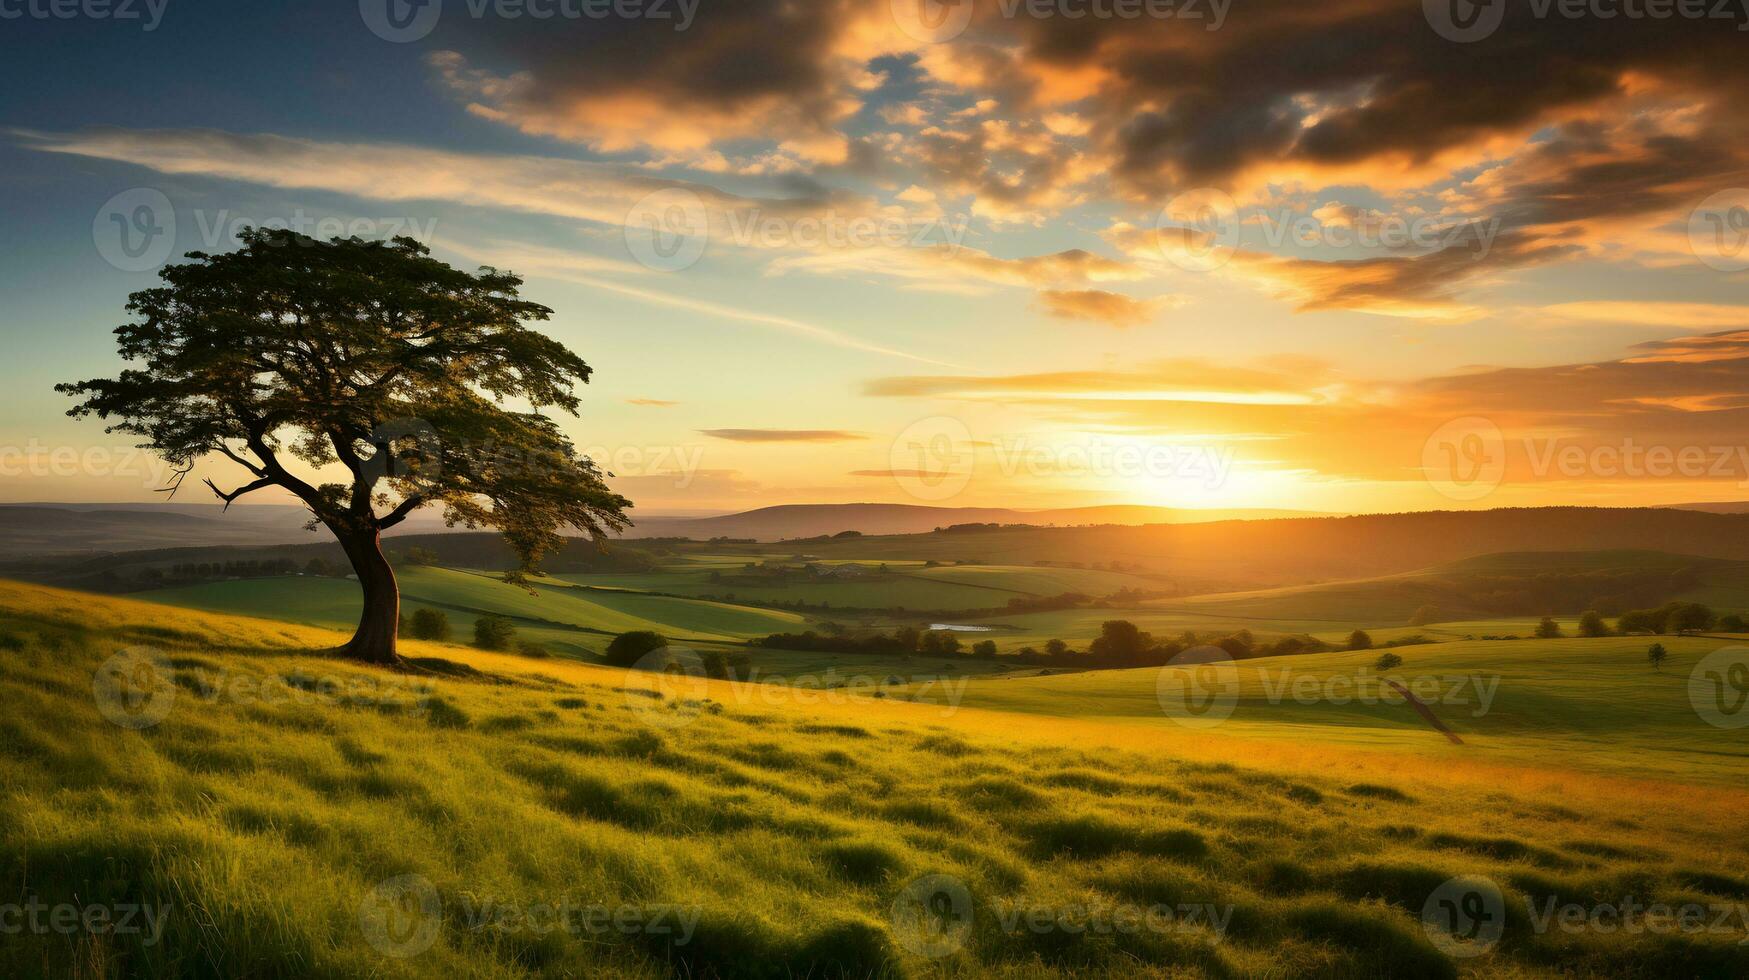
[59,229,631,662]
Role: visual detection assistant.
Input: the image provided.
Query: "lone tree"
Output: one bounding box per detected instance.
[1647,643,1669,671]
[58,230,630,666]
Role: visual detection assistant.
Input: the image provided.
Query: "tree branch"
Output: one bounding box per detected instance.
[204,475,275,510]
[378,493,426,530]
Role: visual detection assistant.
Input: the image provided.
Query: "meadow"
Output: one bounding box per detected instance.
[4,579,1749,978]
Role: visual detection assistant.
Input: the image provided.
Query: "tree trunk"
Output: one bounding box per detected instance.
[335,527,403,667]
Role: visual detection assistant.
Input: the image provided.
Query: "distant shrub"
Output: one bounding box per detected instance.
[971,639,997,658]
[1407,604,1441,626]
[473,614,516,650]
[1535,617,1563,639]
[517,640,551,658]
[409,609,449,641]
[1577,610,1610,637]
[604,630,667,667]
[1720,613,1748,633]
[1347,630,1372,651]
[1647,643,1669,671]
[700,650,729,679]
[1373,652,1403,672]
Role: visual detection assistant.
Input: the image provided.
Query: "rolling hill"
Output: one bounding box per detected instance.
[621,503,1323,540]
[4,578,1747,977]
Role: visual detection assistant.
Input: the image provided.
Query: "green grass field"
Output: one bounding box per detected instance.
[901,635,1749,783]
[5,579,1749,978]
[137,567,814,644]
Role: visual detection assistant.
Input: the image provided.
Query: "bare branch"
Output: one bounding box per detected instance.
[203,475,275,510]
[378,493,426,530]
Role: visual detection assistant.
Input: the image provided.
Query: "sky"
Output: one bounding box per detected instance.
[3,0,1749,516]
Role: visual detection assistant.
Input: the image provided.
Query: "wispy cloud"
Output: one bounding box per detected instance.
[700,429,866,443]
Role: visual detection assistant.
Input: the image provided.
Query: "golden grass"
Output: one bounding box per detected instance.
[3,578,1747,978]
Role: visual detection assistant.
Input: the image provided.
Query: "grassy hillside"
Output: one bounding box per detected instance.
[913,636,1749,783]
[1143,551,1749,627]
[135,567,814,645]
[3,580,1749,977]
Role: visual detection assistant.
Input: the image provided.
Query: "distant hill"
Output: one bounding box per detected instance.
[1161,549,1749,624]
[623,503,1320,541]
[0,501,1311,555]
[787,506,1749,590]
[0,531,660,594]
[0,502,450,556]
[1658,501,1749,514]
